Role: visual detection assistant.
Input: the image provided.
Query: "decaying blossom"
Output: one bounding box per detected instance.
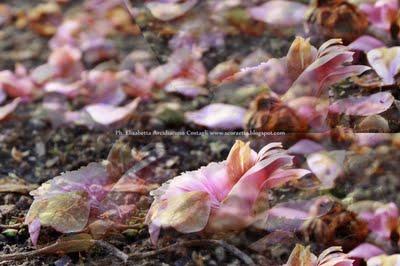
[25,143,158,245]
[145,140,310,244]
[302,200,369,251]
[245,93,308,133]
[306,0,369,43]
[285,244,354,266]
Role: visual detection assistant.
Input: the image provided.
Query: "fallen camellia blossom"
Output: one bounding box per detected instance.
[329,91,394,116]
[248,0,308,27]
[367,47,400,85]
[285,244,354,266]
[145,0,198,21]
[185,103,247,130]
[146,140,310,244]
[0,98,21,122]
[25,143,158,245]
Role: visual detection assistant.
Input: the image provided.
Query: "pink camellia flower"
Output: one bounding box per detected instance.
[285,244,354,266]
[145,140,310,244]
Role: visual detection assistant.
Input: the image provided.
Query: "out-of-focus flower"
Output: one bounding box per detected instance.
[118,66,154,100]
[185,103,247,130]
[329,91,394,116]
[26,3,62,37]
[367,47,400,85]
[81,70,126,105]
[367,254,400,265]
[150,49,207,88]
[146,141,310,244]
[248,0,308,27]
[285,245,354,266]
[0,64,36,99]
[307,0,369,43]
[145,0,198,21]
[208,60,240,85]
[359,0,398,31]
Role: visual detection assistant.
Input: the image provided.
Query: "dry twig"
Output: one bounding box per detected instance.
[128,239,256,266]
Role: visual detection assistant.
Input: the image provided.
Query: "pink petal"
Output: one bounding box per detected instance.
[28,219,41,246]
[145,0,198,21]
[44,81,81,98]
[85,99,140,126]
[367,47,400,85]
[348,243,385,260]
[349,35,385,52]
[355,133,391,147]
[0,88,5,104]
[248,0,307,27]
[185,103,246,130]
[165,78,207,98]
[288,139,325,155]
[306,150,346,189]
[0,98,21,121]
[329,91,394,116]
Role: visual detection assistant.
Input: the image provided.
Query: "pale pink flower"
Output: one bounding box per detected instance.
[359,0,398,31]
[0,64,36,99]
[146,141,310,244]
